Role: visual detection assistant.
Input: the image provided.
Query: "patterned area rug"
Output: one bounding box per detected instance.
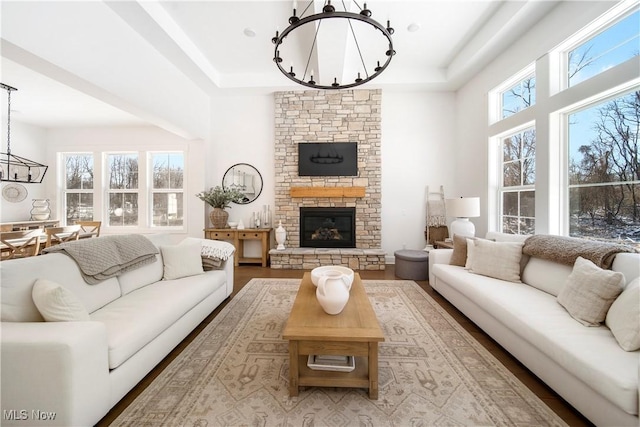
[112,279,566,426]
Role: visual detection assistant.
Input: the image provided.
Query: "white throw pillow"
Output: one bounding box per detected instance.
[32,278,90,322]
[464,238,476,269]
[161,242,205,280]
[605,278,640,351]
[557,257,625,327]
[468,239,524,282]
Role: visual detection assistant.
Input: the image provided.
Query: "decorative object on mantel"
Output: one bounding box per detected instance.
[272,0,395,90]
[0,83,48,183]
[30,198,51,220]
[2,183,27,203]
[196,186,244,229]
[446,196,480,238]
[275,221,287,250]
[237,219,245,230]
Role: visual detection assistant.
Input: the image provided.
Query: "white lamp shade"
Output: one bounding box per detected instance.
[446,197,480,218]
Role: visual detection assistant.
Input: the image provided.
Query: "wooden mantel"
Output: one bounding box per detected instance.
[290,186,366,198]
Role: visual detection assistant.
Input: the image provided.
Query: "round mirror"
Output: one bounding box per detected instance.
[222,163,263,205]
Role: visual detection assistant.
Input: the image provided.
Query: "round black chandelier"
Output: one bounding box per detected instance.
[272,1,395,90]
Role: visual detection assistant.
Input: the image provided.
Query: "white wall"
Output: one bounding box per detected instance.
[454,1,616,238]
[0,122,49,222]
[208,94,275,256]
[381,90,456,260]
[44,126,205,243]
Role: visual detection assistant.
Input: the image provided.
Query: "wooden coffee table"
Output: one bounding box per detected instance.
[283,272,385,399]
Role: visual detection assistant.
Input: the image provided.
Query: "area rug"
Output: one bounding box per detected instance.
[112,279,566,426]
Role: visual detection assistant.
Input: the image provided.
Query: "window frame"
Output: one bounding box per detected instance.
[62,152,95,224]
[149,151,185,229]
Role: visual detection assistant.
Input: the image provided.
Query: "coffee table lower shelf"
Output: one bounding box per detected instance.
[297,355,370,389]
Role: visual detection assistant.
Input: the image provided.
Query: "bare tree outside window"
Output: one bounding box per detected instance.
[108,154,139,226]
[151,153,184,227]
[501,128,536,234]
[64,154,94,223]
[569,90,640,245]
[501,75,535,119]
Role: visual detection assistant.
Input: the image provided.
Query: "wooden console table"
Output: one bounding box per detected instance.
[204,228,271,267]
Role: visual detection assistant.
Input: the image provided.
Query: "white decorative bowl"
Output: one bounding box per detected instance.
[228,222,238,229]
[311,265,354,288]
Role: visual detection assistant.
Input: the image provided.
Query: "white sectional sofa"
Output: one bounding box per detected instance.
[429,232,639,427]
[0,234,235,427]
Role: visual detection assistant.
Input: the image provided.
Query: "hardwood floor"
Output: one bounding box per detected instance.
[97,265,593,426]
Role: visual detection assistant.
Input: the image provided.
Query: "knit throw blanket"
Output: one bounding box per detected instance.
[522,234,637,269]
[43,235,158,284]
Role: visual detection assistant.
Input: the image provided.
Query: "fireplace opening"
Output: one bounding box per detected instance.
[300,207,356,248]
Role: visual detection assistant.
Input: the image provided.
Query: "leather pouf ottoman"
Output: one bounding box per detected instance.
[394,249,429,280]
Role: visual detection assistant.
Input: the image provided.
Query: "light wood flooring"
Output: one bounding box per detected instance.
[97,265,593,426]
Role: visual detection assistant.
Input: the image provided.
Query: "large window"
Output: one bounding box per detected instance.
[151,152,184,227]
[568,90,639,241]
[107,154,139,226]
[500,127,536,234]
[568,9,639,87]
[64,153,94,224]
[501,74,536,119]
[60,150,186,230]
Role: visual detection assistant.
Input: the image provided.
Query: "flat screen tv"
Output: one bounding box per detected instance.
[298,142,358,176]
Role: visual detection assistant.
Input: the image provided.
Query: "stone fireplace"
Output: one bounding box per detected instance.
[270,89,385,270]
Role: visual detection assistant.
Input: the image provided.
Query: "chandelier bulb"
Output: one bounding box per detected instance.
[289,9,299,24]
[309,78,316,85]
[386,49,396,57]
[289,66,296,77]
[323,0,335,13]
[332,78,339,87]
[387,20,394,35]
[360,3,372,17]
[271,30,279,44]
[273,50,283,63]
[355,72,363,83]
[374,61,382,72]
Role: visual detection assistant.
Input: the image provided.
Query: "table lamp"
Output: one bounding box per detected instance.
[446,197,480,238]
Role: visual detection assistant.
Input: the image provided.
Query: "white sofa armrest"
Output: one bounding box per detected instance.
[428,248,453,285]
[1,321,111,426]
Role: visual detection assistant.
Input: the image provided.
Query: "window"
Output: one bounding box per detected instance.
[568,90,639,241]
[107,153,139,226]
[568,9,639,87]
[500,127,536,235]
[63,154,94,224]
[151,152,184,227]
[501,74,536,119]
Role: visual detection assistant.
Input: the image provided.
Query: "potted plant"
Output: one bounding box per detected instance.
[196,186,244,228]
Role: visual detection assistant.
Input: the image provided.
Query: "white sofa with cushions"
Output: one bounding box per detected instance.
[429,232,639,427]
[0,234,235,427]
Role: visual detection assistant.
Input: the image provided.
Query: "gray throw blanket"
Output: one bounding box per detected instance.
[522,234,637,269]
[42,235,158,284]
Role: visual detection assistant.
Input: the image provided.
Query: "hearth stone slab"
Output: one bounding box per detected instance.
[269,248,386,270]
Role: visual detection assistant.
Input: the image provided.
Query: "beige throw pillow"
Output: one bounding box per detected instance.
[605,278,640,351]
[450,234,474,267]
[32,279,90,322]
[468,239,524,282]
[557,257,625,327]
[161,242,205,280]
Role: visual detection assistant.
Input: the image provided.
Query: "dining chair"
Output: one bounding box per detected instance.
[45,225,81,248]
[0,230,43,260]
[76,221,102,238]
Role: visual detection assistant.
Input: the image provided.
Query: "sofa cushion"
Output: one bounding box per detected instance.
[606,278,640,351]
[117,233,171,295]
[431,263,639,416]
[1,253,121,321]
[91,270,226,369]
[521,257,573,297]
[468,239,524,282]
[161,242,204,280]
[32,279,90,322]
[450,234,474,267]
[557,257,625,326]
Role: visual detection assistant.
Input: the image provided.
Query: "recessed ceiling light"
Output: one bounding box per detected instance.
[243,28,256,37]
[407,23,420,33]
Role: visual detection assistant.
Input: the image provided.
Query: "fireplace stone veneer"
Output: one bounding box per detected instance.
[271,89,385,270]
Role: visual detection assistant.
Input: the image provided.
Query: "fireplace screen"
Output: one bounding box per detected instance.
[300,207,356,248]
